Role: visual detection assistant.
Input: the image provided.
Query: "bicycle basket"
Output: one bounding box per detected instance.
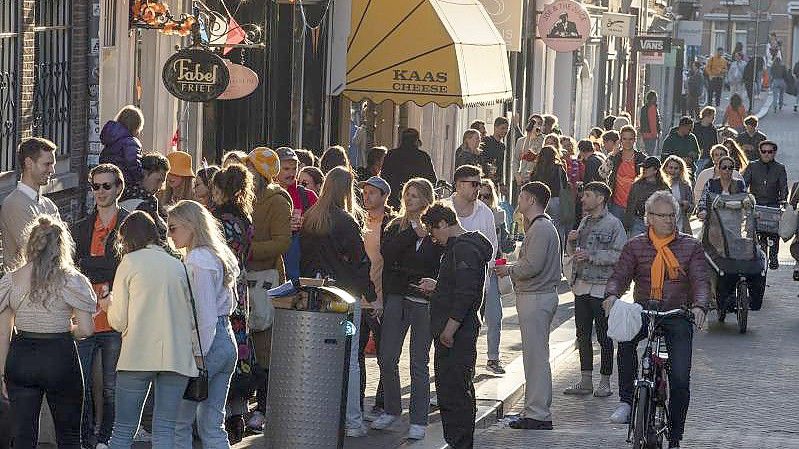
[753,205,782,234]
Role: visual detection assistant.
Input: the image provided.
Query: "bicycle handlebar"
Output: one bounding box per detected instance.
[641,308,690,317]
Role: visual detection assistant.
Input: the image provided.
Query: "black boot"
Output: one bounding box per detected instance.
[226,415,245,445]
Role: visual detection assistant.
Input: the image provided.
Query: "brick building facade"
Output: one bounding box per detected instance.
[0,0,91,238]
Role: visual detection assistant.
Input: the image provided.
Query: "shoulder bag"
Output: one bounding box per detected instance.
[182,264,208,402]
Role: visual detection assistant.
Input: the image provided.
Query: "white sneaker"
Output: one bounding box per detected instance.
[96,444,109,449]
[247,411,265,431]
[345,424,368,437]
[370,413,399,430]
[429,394,438,407]
[609,403,632,424]
[133,427,151,442]
[407,424,426,440]
[363,407,384,422]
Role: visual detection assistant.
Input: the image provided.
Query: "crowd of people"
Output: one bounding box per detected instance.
[0,96,794,449]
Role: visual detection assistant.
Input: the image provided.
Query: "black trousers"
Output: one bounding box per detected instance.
[617,316,693,442]
[574,294,613,375]
[708,77,723,106]
[434,321,479,449]
[758,232,780,264]
[358,312,384,410]
[5,335,84,449]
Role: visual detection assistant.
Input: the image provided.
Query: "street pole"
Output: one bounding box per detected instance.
[751,0,761,112]
[290,2,306,148]
[726,4,733,54]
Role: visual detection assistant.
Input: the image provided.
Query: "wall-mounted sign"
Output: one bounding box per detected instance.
[600,12,636,38]
[638,52,665,65]
[539,0,591,52]
[217,61,260,100]
[162,48,230,102]
[635,36,671,53]
[478,0,524,52]
[676,21,702,47]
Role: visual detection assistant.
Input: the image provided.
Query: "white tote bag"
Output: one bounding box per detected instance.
[607,299,643,342]
[247,269,279,332]
[778,206,798,241]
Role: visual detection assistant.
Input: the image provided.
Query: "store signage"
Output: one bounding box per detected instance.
[600,12,636,38]
[478,0,524,52]
[638,52,665,65]
[391,69,450,93]
[539,0,591,52]
[217,61,260,100]
[635,36,671,53]
[677,21,703,47]
[162,48,230,102]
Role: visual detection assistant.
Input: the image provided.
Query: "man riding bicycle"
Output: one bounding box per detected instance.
[603,191,710,448]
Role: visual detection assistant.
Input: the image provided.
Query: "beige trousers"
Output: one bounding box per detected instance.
[516,290,559,421]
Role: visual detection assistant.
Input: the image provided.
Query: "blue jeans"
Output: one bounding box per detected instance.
[108,371,189,449]
[483,273,502,360]
[772,78,786,108]
[175,317,237,449]
[77,331,122,446]
[346,301,364,429]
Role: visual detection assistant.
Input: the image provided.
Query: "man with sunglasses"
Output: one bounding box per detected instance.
[72,164,129,449]
[603,191,709,448]
[743,140,788,271]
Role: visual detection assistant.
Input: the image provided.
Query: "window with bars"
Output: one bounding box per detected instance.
[0,0,20,171]
[33,0,72,157]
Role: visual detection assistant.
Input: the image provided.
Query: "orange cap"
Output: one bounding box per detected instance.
[166,151,195,178]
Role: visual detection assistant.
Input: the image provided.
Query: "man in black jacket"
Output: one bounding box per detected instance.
[381,128,437,209]
[72,163,129,448]
[736,115,768,161]
[418,203,493,449]
[743,140,788,271]
[481,116,510,184]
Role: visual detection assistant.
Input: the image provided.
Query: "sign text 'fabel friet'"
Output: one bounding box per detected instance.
[162,48,230,102]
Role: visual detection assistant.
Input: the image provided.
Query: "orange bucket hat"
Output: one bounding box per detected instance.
[247,147,280,179]
[166,151,195,178]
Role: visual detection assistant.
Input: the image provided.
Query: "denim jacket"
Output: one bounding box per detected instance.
[567,208,627,285]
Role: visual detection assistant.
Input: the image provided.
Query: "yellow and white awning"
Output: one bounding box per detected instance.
[343,0,513,108]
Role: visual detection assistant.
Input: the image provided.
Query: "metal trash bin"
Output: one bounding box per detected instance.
[265,286,355,449]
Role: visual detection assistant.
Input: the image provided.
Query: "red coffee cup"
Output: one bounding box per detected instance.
[495,258,507,266]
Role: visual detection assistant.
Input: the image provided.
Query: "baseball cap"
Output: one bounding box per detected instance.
[643,156,661,169]
[360,176,391,196]
[275,146,299,161]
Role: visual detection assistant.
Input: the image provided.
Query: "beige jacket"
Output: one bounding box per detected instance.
[0,185,59,266]
[109,245,199,377]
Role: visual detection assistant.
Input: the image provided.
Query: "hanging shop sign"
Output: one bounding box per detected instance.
[478,0,524,52]
[216,61,260,100]
[635,36,671,53]
[539,0,591,52]
[163,48,230,102]
[600,12,636,38]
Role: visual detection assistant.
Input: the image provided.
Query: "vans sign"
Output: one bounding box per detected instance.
[635,36,671,53]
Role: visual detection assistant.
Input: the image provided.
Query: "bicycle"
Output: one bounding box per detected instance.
[715,274,749,334]
[627,307,693,449]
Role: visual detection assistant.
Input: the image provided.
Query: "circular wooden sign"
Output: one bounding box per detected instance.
[217,61,260,100]
[539,0,591,53]
[162,48,230,102]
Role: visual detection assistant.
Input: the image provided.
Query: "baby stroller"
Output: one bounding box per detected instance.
[701,193,767,333]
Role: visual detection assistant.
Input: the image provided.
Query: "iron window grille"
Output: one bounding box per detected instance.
[33,0,72,157]
[0,0,20,171]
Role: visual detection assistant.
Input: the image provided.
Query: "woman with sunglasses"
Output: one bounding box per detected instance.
[697,155,747,220]
[694,144,745,207]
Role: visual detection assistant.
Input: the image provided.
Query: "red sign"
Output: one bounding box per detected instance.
[539,0,591,53]
[216,61,260,100]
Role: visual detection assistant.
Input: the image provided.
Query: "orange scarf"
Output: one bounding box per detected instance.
[649,227,682,300]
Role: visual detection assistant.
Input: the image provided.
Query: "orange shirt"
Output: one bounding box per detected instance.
[725,105,746,129]
[612,159,637,207]
[643,105,658,140]
[90,213,117,332]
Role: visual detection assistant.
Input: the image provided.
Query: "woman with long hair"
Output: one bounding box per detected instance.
[210,164,255,443]
[194,165,220,209]
[662,155,694,233]
[298,165,324,195]
[694,144,745,206]
[624,157,670,237]
[320,145,352,174]
[106,211,198,449]
[0,215,95,448]
[168,201,240,449]
[723,138,749,170]
[530,145,571,242]
[373,178,442,440]
[221,150,248,168]
[454,129,482,169]
[301,166,373,437]
[724,93,747,131]
[243,147,292,432]
[160,151,195,207]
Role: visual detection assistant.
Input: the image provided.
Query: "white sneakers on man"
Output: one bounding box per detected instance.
[345,423,369,437]
[609,402,632,424]
[370,413,399,430]
[407,424,426,440]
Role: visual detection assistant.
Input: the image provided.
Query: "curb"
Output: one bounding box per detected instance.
[409,316,578,449]
[756,92,773,120]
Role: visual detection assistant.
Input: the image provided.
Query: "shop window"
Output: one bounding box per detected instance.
[0,0,20,171]
[102,0,116,47]
[33,0,72,157]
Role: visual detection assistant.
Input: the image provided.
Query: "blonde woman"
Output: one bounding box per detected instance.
[168,200,240,449]
[160,151,196,207]
[454,129,482,169]
[0,215,96,448]
[374,178,442,439]
[662,155,694,233]
[106,211,198,449]
[300,166,373,437]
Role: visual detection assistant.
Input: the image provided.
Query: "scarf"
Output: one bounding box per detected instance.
[649,227,681,300]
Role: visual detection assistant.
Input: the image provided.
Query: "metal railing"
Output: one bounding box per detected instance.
[0,0,20,171]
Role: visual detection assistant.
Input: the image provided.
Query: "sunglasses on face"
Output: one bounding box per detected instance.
[719,165,734,171]
[760,150,775,155]
[90,182,117,191]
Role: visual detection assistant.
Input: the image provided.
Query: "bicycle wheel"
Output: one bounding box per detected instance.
[736,278,749,333]
[631,386,651,449]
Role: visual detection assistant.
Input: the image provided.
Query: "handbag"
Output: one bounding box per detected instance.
[182,264,209,402]
[607,299,643,342]
[247,269,279,332]
[779,206,798,241]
